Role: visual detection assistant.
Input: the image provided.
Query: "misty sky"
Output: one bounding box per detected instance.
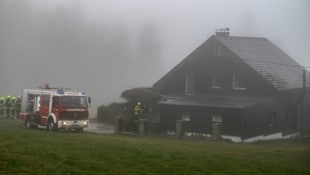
[32,0,310,67]
[1,0,309,114]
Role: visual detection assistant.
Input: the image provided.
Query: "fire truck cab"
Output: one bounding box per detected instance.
[19,86,90,132]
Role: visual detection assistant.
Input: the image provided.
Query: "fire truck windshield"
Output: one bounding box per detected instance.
[61,96,87,108]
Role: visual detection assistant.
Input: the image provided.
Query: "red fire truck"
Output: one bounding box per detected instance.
[19,85,90,132]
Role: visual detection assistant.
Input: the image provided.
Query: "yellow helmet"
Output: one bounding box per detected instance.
[137,102,141,105]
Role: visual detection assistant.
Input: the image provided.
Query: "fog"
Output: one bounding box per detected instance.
[0,0,309,115]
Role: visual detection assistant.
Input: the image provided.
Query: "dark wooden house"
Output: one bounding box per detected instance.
[153,31,310,141]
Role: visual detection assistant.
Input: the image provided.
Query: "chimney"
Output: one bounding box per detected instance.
[215,27,230,37]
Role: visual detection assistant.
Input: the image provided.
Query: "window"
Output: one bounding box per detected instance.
[186,71,195,95]
[215,44,223,56]
[212,73,222,89]
[52,96,60,107]
[233,74,247,90]
[212,115,222,123]
[181,113,190,121]
[43,95,50,106]
[61,96,87,108]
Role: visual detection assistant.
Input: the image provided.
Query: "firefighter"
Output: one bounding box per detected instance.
[134,101,144,116]
[5,95,11,118]
[10,96,16,119]
[131,101,144,133]
[0,96,5,118]
[16,96,21,118]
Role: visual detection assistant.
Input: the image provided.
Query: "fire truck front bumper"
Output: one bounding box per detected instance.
[58,120,89,129]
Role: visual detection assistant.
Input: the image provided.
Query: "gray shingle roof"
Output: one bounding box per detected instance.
[214,35,309,90]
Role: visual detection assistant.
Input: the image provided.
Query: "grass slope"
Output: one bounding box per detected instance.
[0,119,309,175]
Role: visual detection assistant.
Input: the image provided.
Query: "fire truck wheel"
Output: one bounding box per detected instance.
[47,119,57,131]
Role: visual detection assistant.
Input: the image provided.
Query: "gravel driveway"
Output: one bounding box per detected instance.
[84,122,114,134]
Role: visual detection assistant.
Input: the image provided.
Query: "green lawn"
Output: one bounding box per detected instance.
[0,119,309,175]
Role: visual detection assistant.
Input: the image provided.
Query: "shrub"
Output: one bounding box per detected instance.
[97,102,126,124]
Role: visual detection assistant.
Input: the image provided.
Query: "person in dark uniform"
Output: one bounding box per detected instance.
[5,95,11,118]
[0,96,5,118]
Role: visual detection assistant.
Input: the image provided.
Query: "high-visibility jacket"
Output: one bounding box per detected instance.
[11,97,16,108]
[5,96,11,107]
[0,97,4,108]
[134,102,143,115]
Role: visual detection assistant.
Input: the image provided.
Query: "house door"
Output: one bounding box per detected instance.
[285,107,297,132]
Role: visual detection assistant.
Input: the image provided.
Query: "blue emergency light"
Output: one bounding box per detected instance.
[57,90,65,95]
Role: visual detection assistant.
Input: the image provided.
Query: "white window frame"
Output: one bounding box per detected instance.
[215,44,223,56]
[212,73,222,89]
[212,115,222,123]
[186,71,195,95]
[233,74,247,90]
